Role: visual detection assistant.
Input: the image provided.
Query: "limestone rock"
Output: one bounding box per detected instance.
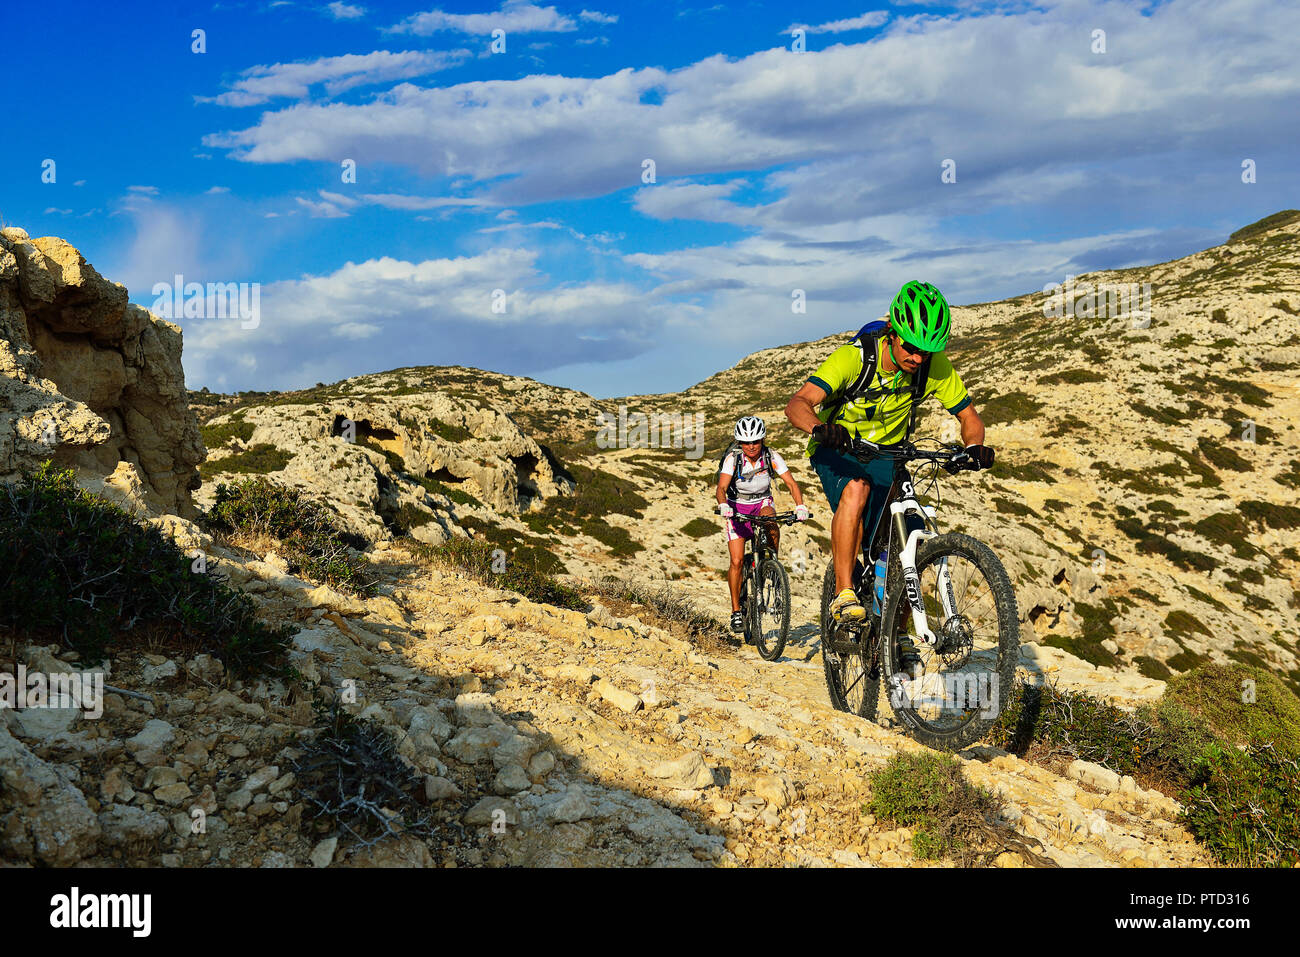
[0,231,203,517]
[125,719,176,766]
[0,724,101,865]
[98,804,169,849]
[648,751,715,790]
[463,796,519,827]
[543,785,594,823]
[1068,760,1122,793]
[310,837,339,868]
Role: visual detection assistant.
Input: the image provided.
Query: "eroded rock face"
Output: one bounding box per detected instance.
[0,227,204,518]
[195,395,572,546]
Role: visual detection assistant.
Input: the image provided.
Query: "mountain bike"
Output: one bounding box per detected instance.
[819,438,1019,751]
[724,510,799,661]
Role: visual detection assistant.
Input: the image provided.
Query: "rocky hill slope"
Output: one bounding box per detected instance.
[192,211,1300,695]
[5,216,1299,869]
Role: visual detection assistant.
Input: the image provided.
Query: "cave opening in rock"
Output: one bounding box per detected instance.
[331,415,399,443]
[427,467,467,484]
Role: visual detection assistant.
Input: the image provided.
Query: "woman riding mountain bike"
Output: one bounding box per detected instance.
[716,415,809,634]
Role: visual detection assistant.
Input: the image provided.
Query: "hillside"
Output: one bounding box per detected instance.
[3,216,1299,869]
[192,210,1300,695]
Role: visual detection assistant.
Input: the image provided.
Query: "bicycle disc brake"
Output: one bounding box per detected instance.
[934,614,974,667]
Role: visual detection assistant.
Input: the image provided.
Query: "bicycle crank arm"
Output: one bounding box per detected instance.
[825,624,867,656]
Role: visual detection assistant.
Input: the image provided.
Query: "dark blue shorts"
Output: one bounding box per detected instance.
[811,445,896,543]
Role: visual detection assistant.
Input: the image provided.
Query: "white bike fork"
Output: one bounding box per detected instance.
[889,496,941,647]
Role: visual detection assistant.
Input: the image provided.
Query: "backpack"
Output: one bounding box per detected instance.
[820,319,933,441]
[714,441,779,500]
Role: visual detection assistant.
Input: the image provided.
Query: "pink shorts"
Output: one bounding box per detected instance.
[724,497,775,542]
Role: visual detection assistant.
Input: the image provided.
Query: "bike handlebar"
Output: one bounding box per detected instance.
[845,437,987,471]
[716,509,802,525]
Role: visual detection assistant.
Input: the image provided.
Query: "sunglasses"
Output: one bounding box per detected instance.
[894,336,932,358]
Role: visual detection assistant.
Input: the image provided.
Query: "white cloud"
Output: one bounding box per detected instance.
[389,1,579,36]
[326,1,365,19]
[211,0,1300,218]
[296,196,350,218]
[178,247,666,391]
[578,10,617,24]
[127,185,160,195]
[787,10,888,34]
[205,186,231,194]
[200,49,469,107]
[290,189,494,217]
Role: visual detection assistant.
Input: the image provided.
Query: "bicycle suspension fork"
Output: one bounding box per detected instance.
[887,470,953,648]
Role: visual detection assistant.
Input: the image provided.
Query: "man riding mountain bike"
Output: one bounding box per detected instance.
[783,280,994,671]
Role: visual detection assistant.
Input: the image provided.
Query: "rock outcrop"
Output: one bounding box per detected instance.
[195,392,572,547]
[0,227,204,517]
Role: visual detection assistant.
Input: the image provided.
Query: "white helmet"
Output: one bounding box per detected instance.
[734,415,765,442]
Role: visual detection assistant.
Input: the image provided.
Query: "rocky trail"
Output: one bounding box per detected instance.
[3,519,1212,869]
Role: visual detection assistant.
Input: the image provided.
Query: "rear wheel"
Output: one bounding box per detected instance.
[752,558,790,661]
[820,559,878,719]
[880,533,1019,751]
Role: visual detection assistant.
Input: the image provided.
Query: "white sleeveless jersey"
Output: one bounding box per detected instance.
[721,448,789,501]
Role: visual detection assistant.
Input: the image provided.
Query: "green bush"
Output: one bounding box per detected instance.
[1134,656,1173,680]
[205,478,376,597]
[0,463,294,676]
[1197,437,1252,472]
[867,752,1004,865]
[1115,517,1216,573]
[979,391,1045,424]
[1228,209,1300,242]
[1164,609,1211,640]
[680,517,718,539]
[991,665,1300,867]
[1036,369,1106,386]
[990,680,1155,773]
[200,414,254,450]
[458,515,564,575]
[427,418,473,442]
[200,443,293,481]
[1163,664,1300,755]
[993,497,1034,517]
[1182,744,1300,867]
[522,463,647,556]
[415,474,482,509]
[1042,599,1120,668]
[412,537,584,610]
[1241,500,1300,531]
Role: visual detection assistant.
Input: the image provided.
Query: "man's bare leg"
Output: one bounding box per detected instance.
[832,478,869,593]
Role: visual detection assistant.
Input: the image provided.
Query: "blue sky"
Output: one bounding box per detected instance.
[2,0,1296,397]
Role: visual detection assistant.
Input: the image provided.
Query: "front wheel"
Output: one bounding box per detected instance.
[880,532,1019,752]
[752,558,791,661]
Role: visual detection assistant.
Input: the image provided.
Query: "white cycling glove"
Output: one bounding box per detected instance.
[718,502,735,518]
[795,503,809,522]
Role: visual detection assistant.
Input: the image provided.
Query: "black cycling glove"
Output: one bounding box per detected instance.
[963,444,995,470]
[812,422,851,450]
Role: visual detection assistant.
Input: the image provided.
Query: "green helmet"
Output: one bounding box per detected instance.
[889,281,951,352]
